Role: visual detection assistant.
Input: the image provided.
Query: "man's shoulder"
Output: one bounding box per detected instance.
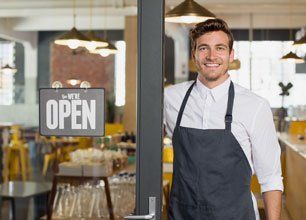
[165,80,194,99]
[233,83,270,108]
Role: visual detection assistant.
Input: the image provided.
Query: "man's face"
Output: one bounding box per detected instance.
[192,31,234,82]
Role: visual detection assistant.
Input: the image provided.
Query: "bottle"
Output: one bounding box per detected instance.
[130,132,136,143]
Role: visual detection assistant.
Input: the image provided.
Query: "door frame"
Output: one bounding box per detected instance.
[136,0,165,219]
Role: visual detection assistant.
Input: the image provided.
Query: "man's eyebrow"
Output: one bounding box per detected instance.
[215,43,228,48]
[197,43,209,48]
[197,43,228,48]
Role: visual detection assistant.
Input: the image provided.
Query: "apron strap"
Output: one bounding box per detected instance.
[175,81,196,127]
[175,80,235,130]
[225,81,234,131]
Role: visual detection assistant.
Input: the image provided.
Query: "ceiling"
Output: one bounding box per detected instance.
[0,0,306,30]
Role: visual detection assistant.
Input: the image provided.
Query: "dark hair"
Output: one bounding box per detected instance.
[190,18,234,52]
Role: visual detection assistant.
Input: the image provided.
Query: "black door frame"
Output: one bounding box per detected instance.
[136,0,165,219]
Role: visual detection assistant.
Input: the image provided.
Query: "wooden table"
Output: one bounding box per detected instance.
[49,138,79,173]
[0,181,52,220]
[278,132,306,220]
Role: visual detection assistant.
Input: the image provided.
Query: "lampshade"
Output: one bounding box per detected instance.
[165,0,216,24]
[280,51,304,63]
[54,27,90,49]
[90,41,117,57]
[1,64,17,74]
[85,30,109,51]
[292,35,306,49]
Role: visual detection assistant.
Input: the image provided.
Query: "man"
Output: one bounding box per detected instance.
[164,18,283,220]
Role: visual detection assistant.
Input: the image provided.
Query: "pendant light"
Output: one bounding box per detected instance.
[165,0,216,24]
[280,51,304,63]
[85,31,109,51]
[54,0,90,49]
[293,35,306,50]
[66,79,81,86]
[1,64,17,74]
[94,42,117,57]
[280,5,304,63]
[85,0,108,52]
[90,5,117,57]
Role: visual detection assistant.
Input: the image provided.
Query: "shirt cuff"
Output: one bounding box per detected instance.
[260,175,284,193]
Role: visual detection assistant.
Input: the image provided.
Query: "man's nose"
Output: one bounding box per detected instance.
[206,49,217,60]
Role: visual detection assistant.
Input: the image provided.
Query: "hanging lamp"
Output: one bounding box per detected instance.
[85,0,108,51]
[92,42,117,57]
[66,79,81,86]
[165,0,216,24]
[85,30,109,52]
[1,64,17,74]
[293,34,306,50]
[280,26,304,63]
[280,51,304,63]
[54,0,90,49]
[90,5,117,57]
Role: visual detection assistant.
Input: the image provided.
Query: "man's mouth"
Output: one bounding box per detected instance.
[204,63,220,67]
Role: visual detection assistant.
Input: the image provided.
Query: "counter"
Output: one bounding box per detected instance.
[278,132,306,220]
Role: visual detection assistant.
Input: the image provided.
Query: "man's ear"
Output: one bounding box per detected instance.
[229,49,234,62]
[192,50,196,61]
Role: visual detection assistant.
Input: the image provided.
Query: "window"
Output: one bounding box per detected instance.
[114,41,126,107]
[0,41,15,105]
[230,41,305,108]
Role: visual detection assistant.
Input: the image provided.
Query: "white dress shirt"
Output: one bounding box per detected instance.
[164,76,283,219]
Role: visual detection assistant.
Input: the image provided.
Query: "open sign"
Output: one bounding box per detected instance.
[39,88,105,136]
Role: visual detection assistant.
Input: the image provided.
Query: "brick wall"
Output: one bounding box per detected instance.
[50,44,114,94]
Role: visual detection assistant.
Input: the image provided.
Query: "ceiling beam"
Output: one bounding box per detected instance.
[10,16,125,31]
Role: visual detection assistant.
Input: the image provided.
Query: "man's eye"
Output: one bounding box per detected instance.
[199,47,207,51]
[217,47,225,51]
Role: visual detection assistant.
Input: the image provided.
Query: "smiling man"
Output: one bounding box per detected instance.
[164,19,283,220]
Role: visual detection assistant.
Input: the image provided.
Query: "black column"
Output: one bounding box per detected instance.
[136,0,164,219]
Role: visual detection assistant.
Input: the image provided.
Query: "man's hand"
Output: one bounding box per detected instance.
[262,190,282,220]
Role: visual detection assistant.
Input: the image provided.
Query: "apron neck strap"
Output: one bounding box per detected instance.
[225,81,234,131]
[175,81,196,127]
[175,80,235,130]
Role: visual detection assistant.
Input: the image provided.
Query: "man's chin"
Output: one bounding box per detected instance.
[198,72,228,82]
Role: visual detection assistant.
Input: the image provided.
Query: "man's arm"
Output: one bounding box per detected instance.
[262,190,282,220]
[248,100,284,219]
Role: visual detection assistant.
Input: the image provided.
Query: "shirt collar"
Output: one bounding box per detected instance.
[195,76,231,102]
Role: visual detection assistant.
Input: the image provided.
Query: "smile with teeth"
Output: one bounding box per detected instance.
[204,63,220,67]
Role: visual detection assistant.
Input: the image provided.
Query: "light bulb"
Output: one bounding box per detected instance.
[80,81,91,88]
[99,49,110,57]
[51,81,63,89]
[66,79,80,86]
[67,39,80,49]
[85,41,97,51]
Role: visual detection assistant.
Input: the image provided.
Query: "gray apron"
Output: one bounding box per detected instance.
[168,81,256,220]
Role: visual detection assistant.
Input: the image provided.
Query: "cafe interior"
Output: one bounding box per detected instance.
[0,0,306,219]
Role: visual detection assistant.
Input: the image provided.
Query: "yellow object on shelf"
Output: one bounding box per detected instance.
[163,147,174,187]
[105,123,124,136]
[163,147,174,163]
[288,120,306,135]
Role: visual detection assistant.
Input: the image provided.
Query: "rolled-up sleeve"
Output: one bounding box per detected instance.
[163,88,173,138]
[250,100,284,193]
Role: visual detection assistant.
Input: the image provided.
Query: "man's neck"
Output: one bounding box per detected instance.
[198,73,229,89]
